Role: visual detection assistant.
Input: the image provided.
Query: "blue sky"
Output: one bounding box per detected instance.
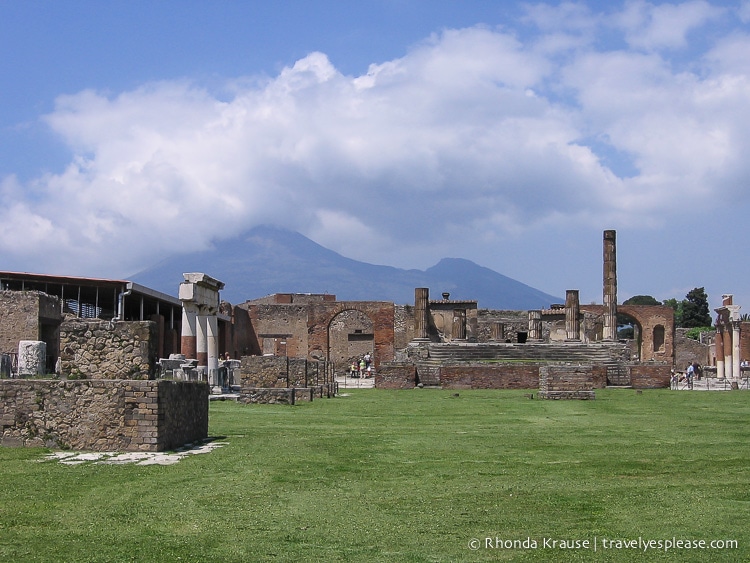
[1,0,749,311]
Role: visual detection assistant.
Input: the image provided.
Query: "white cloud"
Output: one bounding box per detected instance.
[616,0,725,51]
[1,8,750,280]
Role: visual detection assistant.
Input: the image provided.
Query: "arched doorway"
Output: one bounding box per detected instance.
[328,309,374,369]
[617,312,643,360]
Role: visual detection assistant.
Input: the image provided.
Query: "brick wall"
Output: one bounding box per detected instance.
[439,364,540,389]
[628,363,671,388]
[538,365,596,399]
[375,363,416,389]
[59,319,157,379]
[0,379,207,451]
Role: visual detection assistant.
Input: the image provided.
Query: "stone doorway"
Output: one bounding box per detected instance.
[328,309,374,369]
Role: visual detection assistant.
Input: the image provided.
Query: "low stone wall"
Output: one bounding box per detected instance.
[60,319,158,379]
[240,356,331,389]
[395,362,607,390]
[237,385,338,405]
[538,365,596,399]
[376,363,416,389]
[0,379,207,451]
[628,363,671,389]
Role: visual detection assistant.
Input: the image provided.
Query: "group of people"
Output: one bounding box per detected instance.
[349,352,373,378]
[671,362,702,390]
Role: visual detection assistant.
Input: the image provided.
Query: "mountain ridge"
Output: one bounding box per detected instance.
[129,225,562,309]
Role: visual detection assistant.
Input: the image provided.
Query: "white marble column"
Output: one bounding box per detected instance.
[733,321,741,380]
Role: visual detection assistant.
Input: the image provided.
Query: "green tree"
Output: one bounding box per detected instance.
[623,295,661,306]
[681,287,712,328]
[662,297,684,327]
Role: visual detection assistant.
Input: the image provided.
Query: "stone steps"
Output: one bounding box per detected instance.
[426,342,626,365]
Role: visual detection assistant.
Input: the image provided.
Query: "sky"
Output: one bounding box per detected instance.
[1,0,749,312]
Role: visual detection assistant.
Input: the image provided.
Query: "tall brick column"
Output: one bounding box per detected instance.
[565,289,580,341]
[603,230,618,341]
[180,304,197,360]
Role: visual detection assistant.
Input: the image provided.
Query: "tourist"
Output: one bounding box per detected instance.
[359,358,366,377]
[686,363,694,390]
[692,362,702,381]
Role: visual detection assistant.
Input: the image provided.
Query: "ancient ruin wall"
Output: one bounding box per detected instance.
[0,379,207,451]
[628,364,672,388]
[539,365,596,399]
[0,290,60,354]
[674,328,711,368]
[59,319,158,379]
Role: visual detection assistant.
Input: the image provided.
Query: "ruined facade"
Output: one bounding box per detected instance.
[232,293,395,370]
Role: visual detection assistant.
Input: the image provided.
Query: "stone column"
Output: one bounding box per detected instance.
[565,290,580,341]
[179,273,225,383]
[528,310,542,341]
[414,288,430,341]
[196,314,208,379]
[180,303,198,359]
[733,321,741,380]
[207,314,220,385]
[491,322,505,341]
[715,327,725,379]
[603,230,618,341]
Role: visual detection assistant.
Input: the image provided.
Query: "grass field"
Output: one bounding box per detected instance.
[0,388,748,562]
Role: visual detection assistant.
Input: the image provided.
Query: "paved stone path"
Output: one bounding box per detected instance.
[335,374,375,389]
[671,376,749,391]
[42,440,225,466]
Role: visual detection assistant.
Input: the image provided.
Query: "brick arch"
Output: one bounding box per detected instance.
[307,301,395,369]
[618,305,675,363]
[327,308,374,368]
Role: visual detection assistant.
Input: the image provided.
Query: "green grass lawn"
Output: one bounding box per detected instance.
[1,388,748,562]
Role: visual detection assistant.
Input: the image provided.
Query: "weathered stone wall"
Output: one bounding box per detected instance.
[394,305,415,350]
[288,358,307,387]
[239,355,332,390]
[538,365,596,399]
[0,379,207,451]
[375,362,416,389]
[240,356,289,388]
[674,328,711,369]
[0,290,61,355]
[628,363,671,388]
[476,310,527,343]
[59,319,158,379]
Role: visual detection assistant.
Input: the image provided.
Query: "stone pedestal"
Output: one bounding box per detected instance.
[18,341,46,377]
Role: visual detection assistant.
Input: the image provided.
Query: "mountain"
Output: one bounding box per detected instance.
[129,225,562,309]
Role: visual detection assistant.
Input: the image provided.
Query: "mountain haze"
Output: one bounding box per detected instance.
[130,225,562,309]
